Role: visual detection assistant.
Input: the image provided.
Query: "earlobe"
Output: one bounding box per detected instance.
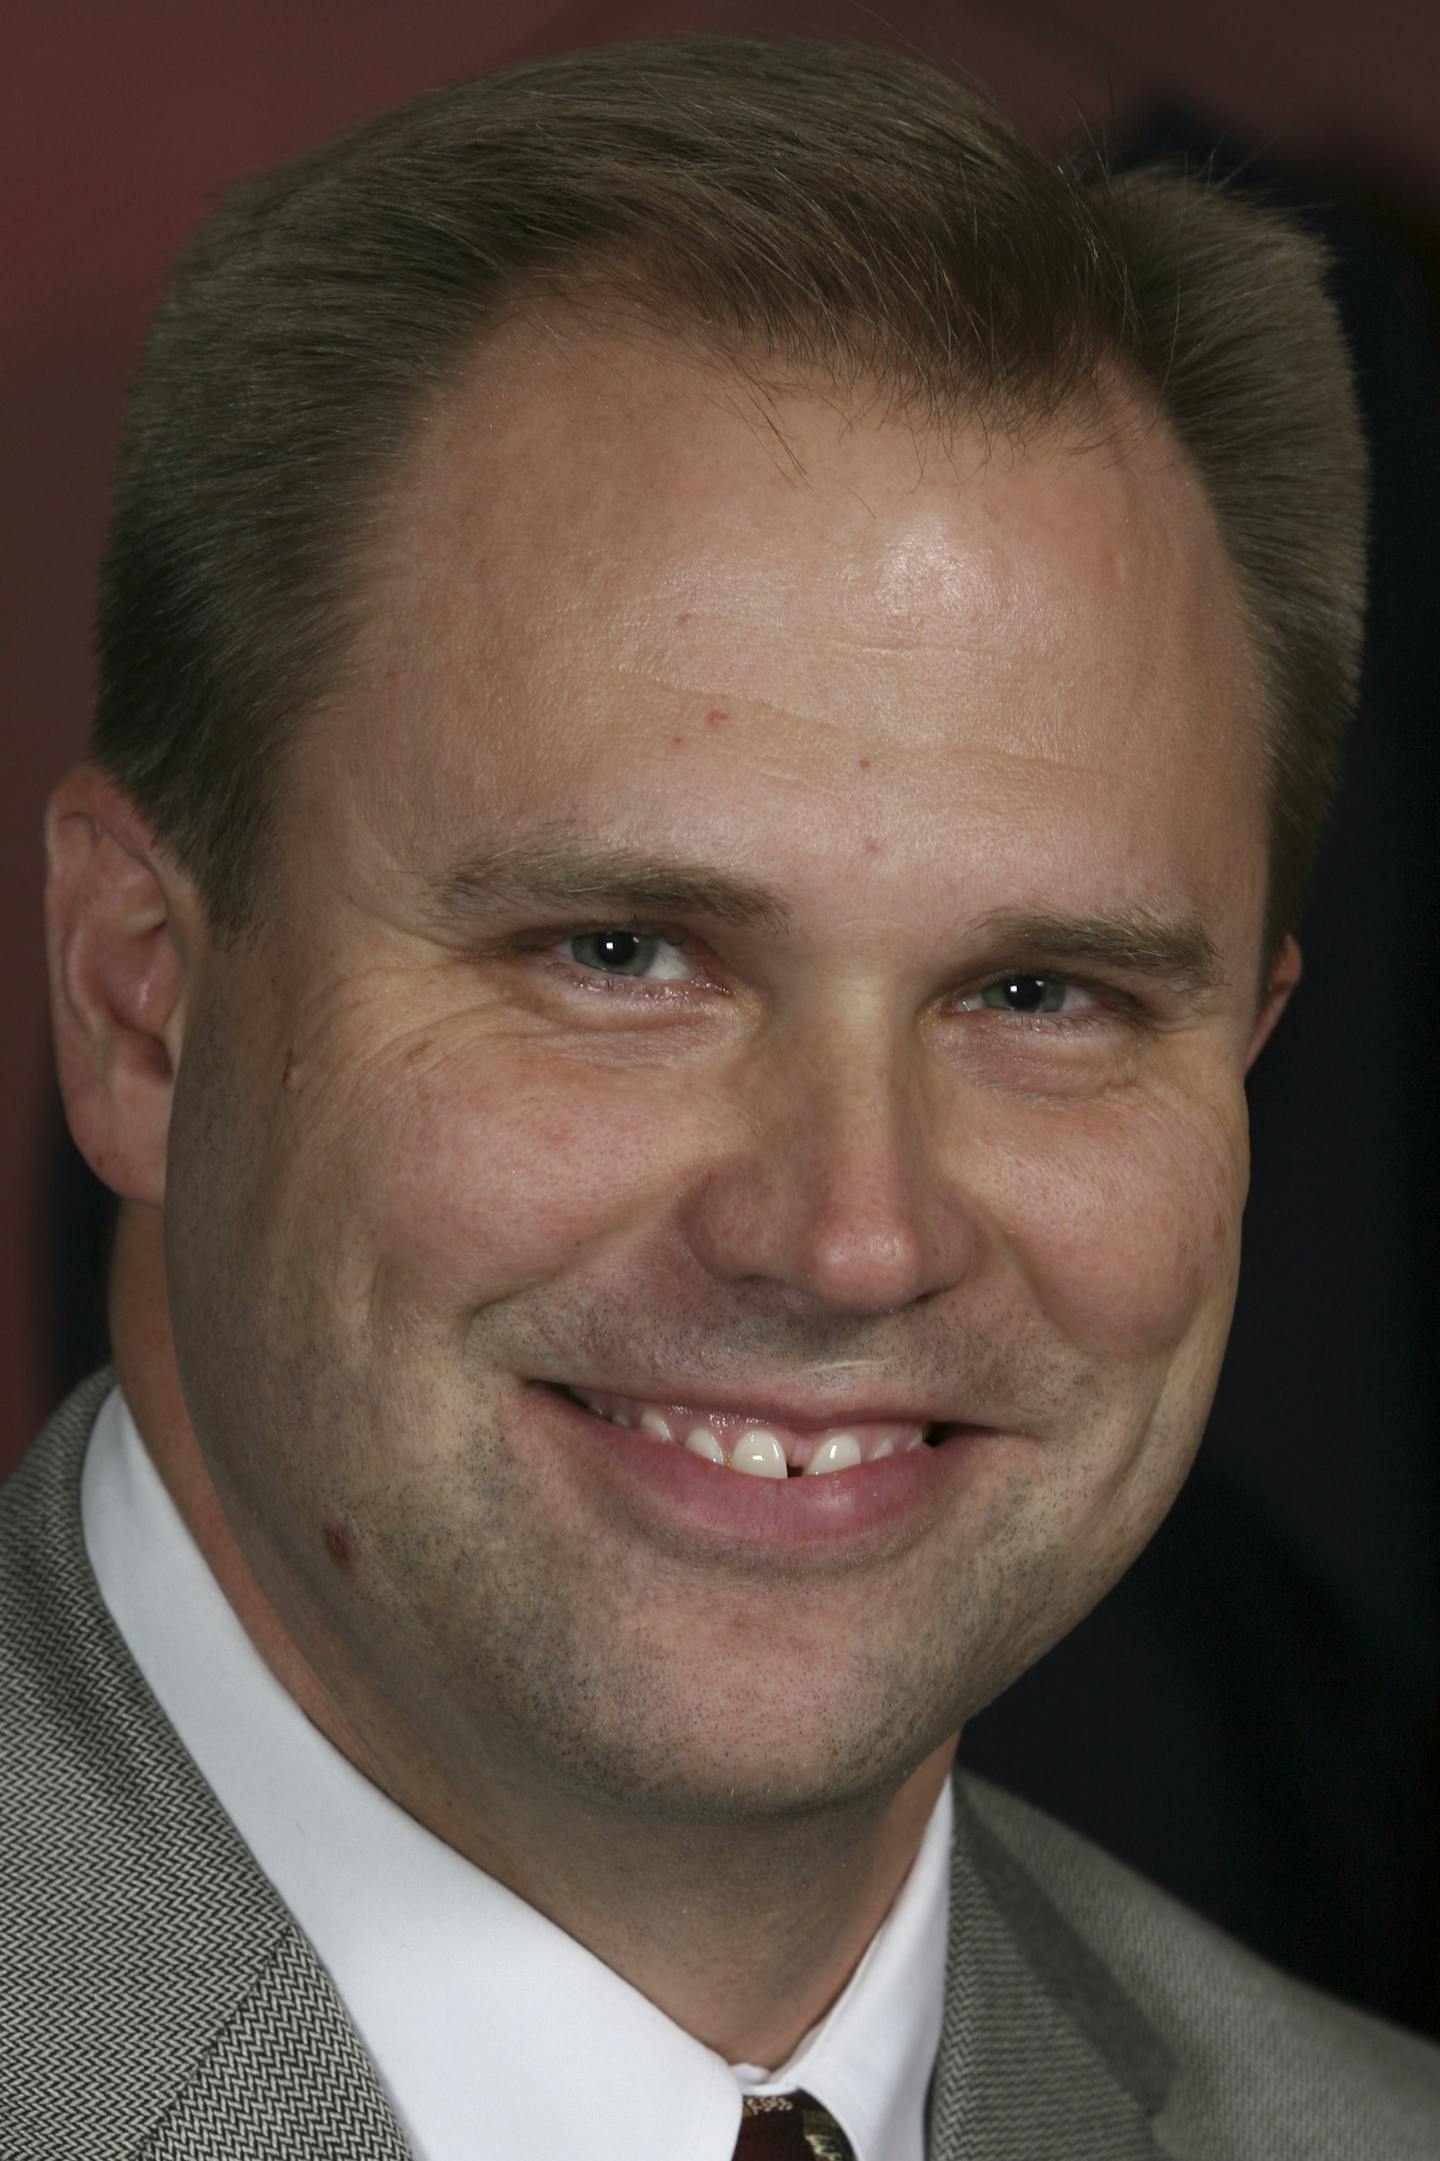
[1245,933,1303,1073]
[44,765,194,1205]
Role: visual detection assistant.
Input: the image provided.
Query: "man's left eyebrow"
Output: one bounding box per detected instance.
[419,838,792,933]
[971,906,1225,1004]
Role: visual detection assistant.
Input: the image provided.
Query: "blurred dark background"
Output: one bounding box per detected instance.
[6,0,1437,2042]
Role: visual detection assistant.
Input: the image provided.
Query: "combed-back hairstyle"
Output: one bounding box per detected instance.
[94,37,1367,955]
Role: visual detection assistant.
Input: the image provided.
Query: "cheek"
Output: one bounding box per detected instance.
[374,1046,690,1305]
[988,1081,1249,1358]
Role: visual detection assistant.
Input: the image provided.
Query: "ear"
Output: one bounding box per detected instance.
[1244,933,1303,1073]
[45,765,201,1204]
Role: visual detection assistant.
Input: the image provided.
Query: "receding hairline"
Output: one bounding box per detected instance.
[392,266,1173,493]
[350,290,1209,688]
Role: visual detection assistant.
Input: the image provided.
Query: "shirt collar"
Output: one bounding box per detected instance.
[82,1386,950,2161]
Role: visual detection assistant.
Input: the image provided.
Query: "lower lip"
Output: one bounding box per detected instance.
[530,1382,1003,1556]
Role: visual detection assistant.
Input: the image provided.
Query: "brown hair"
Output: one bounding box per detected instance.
[93,36,1367,955]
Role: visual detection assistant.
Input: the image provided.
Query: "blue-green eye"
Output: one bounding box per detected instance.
[954,973,1102,1018]
[565,931,691,981]
[979,975,1072,1015]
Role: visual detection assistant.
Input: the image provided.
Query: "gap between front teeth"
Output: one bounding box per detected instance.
[572,1390,925,1476]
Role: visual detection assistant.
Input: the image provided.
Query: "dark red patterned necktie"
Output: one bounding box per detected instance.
[734,2092,856,2158]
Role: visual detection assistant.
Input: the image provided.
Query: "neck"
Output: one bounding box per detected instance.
[372,1711,955,2066]
[110,1203,957,2066]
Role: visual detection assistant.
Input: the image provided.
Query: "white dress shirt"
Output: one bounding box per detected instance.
[81,1387,951,2161]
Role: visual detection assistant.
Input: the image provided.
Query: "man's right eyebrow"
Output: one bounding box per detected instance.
[419,839,791,934]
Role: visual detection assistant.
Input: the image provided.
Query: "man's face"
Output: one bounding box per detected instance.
[164,330,1279,1821]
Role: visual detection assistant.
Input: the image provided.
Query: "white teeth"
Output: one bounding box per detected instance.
[804,1432,862,1477]
[728,1428,788,1479]
[570,1385,929,1478]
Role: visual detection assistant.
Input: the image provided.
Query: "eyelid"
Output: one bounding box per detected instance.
[554,924,700,958]
[520,914,682,936]
[486,919,694,958]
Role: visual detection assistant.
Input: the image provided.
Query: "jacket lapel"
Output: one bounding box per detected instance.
[143,1929,413,2160]
[1,1375,415,2160]
[927,1780,1173,2159]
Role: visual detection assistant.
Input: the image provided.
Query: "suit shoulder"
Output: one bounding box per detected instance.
[960,1772,1440,2157]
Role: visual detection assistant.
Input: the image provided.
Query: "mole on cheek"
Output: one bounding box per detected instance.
[322,1523,354,1571]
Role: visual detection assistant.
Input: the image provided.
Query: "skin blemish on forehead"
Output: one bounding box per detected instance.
[322,1523,353,1571]
[281,1055,300,1094]
[862,836,881,856]
[858,756,872,770]
[705,707,729,728]
[671,734,687,748]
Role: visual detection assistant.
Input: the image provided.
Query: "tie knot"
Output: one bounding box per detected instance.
[736,2091,854,2158]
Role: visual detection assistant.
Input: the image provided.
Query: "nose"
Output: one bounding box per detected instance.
[675,1025,983,1317]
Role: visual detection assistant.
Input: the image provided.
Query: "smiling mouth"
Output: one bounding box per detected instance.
[553,1383,960,1477]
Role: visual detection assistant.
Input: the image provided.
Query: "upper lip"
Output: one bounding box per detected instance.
[544,1378,971,1432]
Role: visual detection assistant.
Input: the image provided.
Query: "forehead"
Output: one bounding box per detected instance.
[321,322,1266,943]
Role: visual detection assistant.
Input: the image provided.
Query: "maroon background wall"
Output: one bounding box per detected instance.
[5,0,1439,1462]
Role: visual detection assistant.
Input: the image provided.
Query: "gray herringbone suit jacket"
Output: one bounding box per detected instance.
[5,1374,1439,2158]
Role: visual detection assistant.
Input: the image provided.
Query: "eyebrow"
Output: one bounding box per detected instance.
[421,840,1223,1001]
[421,838,791,934]
[970,906,1224,1003]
